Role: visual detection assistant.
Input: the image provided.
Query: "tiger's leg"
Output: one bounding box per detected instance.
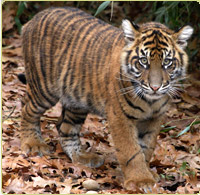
[56,108,104,168]
[20,90,54,155]
[137,118,162,181]
[137,118,162,163]
[107,106,155,191]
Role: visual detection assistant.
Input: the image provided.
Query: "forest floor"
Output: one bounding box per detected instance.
[2,31,200,195]
[2,4,200,194]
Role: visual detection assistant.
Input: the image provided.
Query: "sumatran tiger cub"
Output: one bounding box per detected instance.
[20,7,193,192]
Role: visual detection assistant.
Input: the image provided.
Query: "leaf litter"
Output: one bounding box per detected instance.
[2,10,200,195]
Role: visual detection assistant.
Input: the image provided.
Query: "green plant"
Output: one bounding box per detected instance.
[15,2,27,33]
[146,2,197,29]
[94,1,110,16]
[160,125,176,133]
[180,162,196,177]
[176,119,200,137]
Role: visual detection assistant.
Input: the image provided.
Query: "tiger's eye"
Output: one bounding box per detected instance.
[139,57,148,67]
[163,58,172,66]
[141,58,148,64]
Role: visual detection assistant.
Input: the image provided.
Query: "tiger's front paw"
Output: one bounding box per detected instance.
[21,136,50,156]
[124,175,156,193]
[73,152,104,168]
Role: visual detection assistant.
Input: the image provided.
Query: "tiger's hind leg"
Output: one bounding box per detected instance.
[56,108,104,168]
[20,89,56,156]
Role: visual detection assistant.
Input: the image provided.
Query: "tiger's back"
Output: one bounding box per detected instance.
[22,7,124,114]
[20,7,193,192]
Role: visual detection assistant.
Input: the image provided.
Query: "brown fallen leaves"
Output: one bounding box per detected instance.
[2,13,200,195]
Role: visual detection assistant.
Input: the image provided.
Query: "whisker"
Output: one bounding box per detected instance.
[120,88,135,96]
[118,71,133,80]
[168,86,182,99]
[171,76,189,84]
[118,86,134,92]
[115,76,131,82]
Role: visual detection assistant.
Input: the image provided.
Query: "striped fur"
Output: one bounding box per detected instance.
[20,7,193,190]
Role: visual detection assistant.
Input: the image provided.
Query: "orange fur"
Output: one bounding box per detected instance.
[20,7,192,191]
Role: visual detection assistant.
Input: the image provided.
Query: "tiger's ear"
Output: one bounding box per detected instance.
[174,25,193,49]
[122,19,139,44]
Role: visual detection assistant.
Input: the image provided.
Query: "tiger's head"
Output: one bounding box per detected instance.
[120,20,193,100]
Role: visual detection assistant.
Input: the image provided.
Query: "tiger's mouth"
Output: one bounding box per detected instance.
[132,81,171,100]
[143,90,165,100]
[135,82,180,100]
[142,88,166,100]
[130,79,181,100]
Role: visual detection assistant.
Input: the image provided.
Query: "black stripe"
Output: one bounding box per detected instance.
[27,92,49,110]
[158,39,168,47]
[69,21,100,88]
[57,13,90,77]
[140,49,145,56]
[178,52,184,65]
[144,40,155,46]
[153,98,169,114]
[86,93,93,108]
[25,104,35,118]
[49,12,71,84]
[124,94,144,112]
[119,71,144,113]
[40,11,62,103]
[60,132,79,138]
[136,47,139,55]
[140,144,148,149]
[141,30,157,41]
[63,118,74,125]
[126,150,141,166]
[22,113,39,124]
[28,103,42,115]
[135,91,158,105]
[31,12,56,106]
[72,21,101,98]
[92,26,120,101]
[114,83,138,120]
[125,50,132,65]
[123,112,138,120]
[150,47,162,52]
[65,108,88,116]
[138,130,152,139]
[62,17,95,93]
[130,56,138,65]
[73,86,80,101]
[66,114,86,125]
[62,142,80,148]
[163,35,169,42]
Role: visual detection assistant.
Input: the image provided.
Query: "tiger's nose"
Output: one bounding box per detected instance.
[150,84,160,91]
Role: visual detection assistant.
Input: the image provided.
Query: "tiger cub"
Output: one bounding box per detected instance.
[20,7,193,191]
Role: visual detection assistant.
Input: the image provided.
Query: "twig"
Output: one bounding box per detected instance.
[110,1,114,21]
[163,115,200,126]
[3,106,16,122]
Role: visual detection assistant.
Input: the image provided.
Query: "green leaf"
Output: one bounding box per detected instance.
[192,120,200,125]
[94,1,110,16]
[160,126,176,133]
[16,2,26,17]
[14,17,22,33]
[160,174,165,179]
[180,162,188,171]
[197,148,200,154]
[176,119,199,137]
[176,126,190,137]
